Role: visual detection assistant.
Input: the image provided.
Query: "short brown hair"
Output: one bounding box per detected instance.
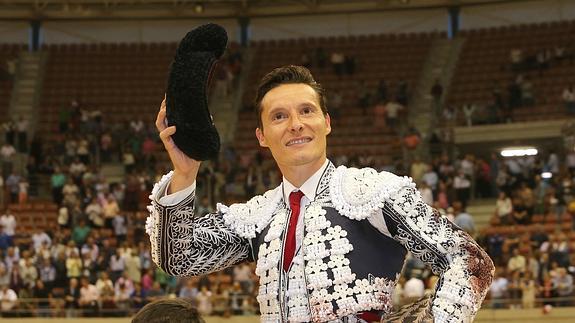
[132,298,205,323]
[254,65,327,129]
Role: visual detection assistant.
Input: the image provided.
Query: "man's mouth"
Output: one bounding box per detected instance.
[286,137,312,146]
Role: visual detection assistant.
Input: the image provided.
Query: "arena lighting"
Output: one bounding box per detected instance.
[541,172,553,179]
[500,147,538,157]
[194,3,204,13]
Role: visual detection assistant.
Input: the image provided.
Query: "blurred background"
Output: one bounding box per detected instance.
[0,0,575,321]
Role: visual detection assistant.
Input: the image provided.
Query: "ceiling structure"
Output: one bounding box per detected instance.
[0,0,528,20]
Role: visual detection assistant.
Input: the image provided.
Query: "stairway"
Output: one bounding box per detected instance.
[211,49,254,145]
[7,51,46,197]
[9,51,45,134]
[407,37,465,160]
[467,198,496,230]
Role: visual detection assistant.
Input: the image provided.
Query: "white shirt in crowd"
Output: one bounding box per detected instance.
[403,277,425,299]
[31,231,52,251]
[0,287,18,311]
[563,88,575,103]
[0,213,16,236]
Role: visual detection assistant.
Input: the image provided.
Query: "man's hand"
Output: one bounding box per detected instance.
[155,96,201,193]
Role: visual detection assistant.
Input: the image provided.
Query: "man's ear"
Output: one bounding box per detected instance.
[255,127,268,147]
[325,113,332,136]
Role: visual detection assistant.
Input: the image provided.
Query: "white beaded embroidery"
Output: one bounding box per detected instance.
[220,185,283,239]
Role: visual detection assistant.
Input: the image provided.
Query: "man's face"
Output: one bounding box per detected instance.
[256,83,331,169]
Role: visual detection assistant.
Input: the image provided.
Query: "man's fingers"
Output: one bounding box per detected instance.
[160,126,176,144]
[155,108,167,132]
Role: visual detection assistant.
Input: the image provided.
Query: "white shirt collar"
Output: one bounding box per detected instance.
[282,159,330,203]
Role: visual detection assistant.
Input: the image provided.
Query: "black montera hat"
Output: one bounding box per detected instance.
[165,23,227,161]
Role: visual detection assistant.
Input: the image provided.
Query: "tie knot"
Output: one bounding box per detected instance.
[289,190,304,207]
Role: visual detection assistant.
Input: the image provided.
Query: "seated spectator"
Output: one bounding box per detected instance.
[79,277,99,317]
[490,268,508,309]
[85,197,104,227]
[402,274,425,305]
[511,197,531,225]
[146,282,165,302]
[507,248,526,274]
[64,277,80,318]
[553,268,573,306]
[0,283,18,317]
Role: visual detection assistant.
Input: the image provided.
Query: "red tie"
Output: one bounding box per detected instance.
[283,190,304,272]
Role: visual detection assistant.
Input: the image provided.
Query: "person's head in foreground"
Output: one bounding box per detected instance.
[132,298,205,323]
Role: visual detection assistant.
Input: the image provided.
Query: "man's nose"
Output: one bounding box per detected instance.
[288,115,304,132]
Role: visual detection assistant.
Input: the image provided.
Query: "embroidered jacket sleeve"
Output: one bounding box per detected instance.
[381,173,494,323]
[146,171,252,277]
[329,166,494,323]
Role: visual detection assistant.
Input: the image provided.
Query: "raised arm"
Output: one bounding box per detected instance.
[148,98,252,276]
[382,176,494,323]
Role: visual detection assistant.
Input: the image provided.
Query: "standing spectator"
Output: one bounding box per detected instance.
[0,209,15,247]
[4,172,19,204]
[103,194,120,229]
[71,220,91,246]
[113,214,128,244]
[330,51,345,76]
[410,158,427,184]
[495,191,513,225]
[109,249,125,282]
[377,79,388,102]
[385,100,403,131]
[521,76,535,106]
[418,182,433,206]
[396,80,409,106]
[453,170,471,208]
[0,142,16,178]
[66,250,83,279]
[521,272,537,309]
[124,250,141,285]
[51,167,66,205]
[196,286,213,316]
[422,164,439,195]
[233,263,253,294]
[431,79,443,118]
[562,84,575,115]
[15,116,28,153]
[454,202,475,236]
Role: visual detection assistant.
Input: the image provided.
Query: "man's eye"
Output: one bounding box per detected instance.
[272,113,286,121]
[302,107,312,114]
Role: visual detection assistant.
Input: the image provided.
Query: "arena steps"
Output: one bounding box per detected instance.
[467,198,496,230]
